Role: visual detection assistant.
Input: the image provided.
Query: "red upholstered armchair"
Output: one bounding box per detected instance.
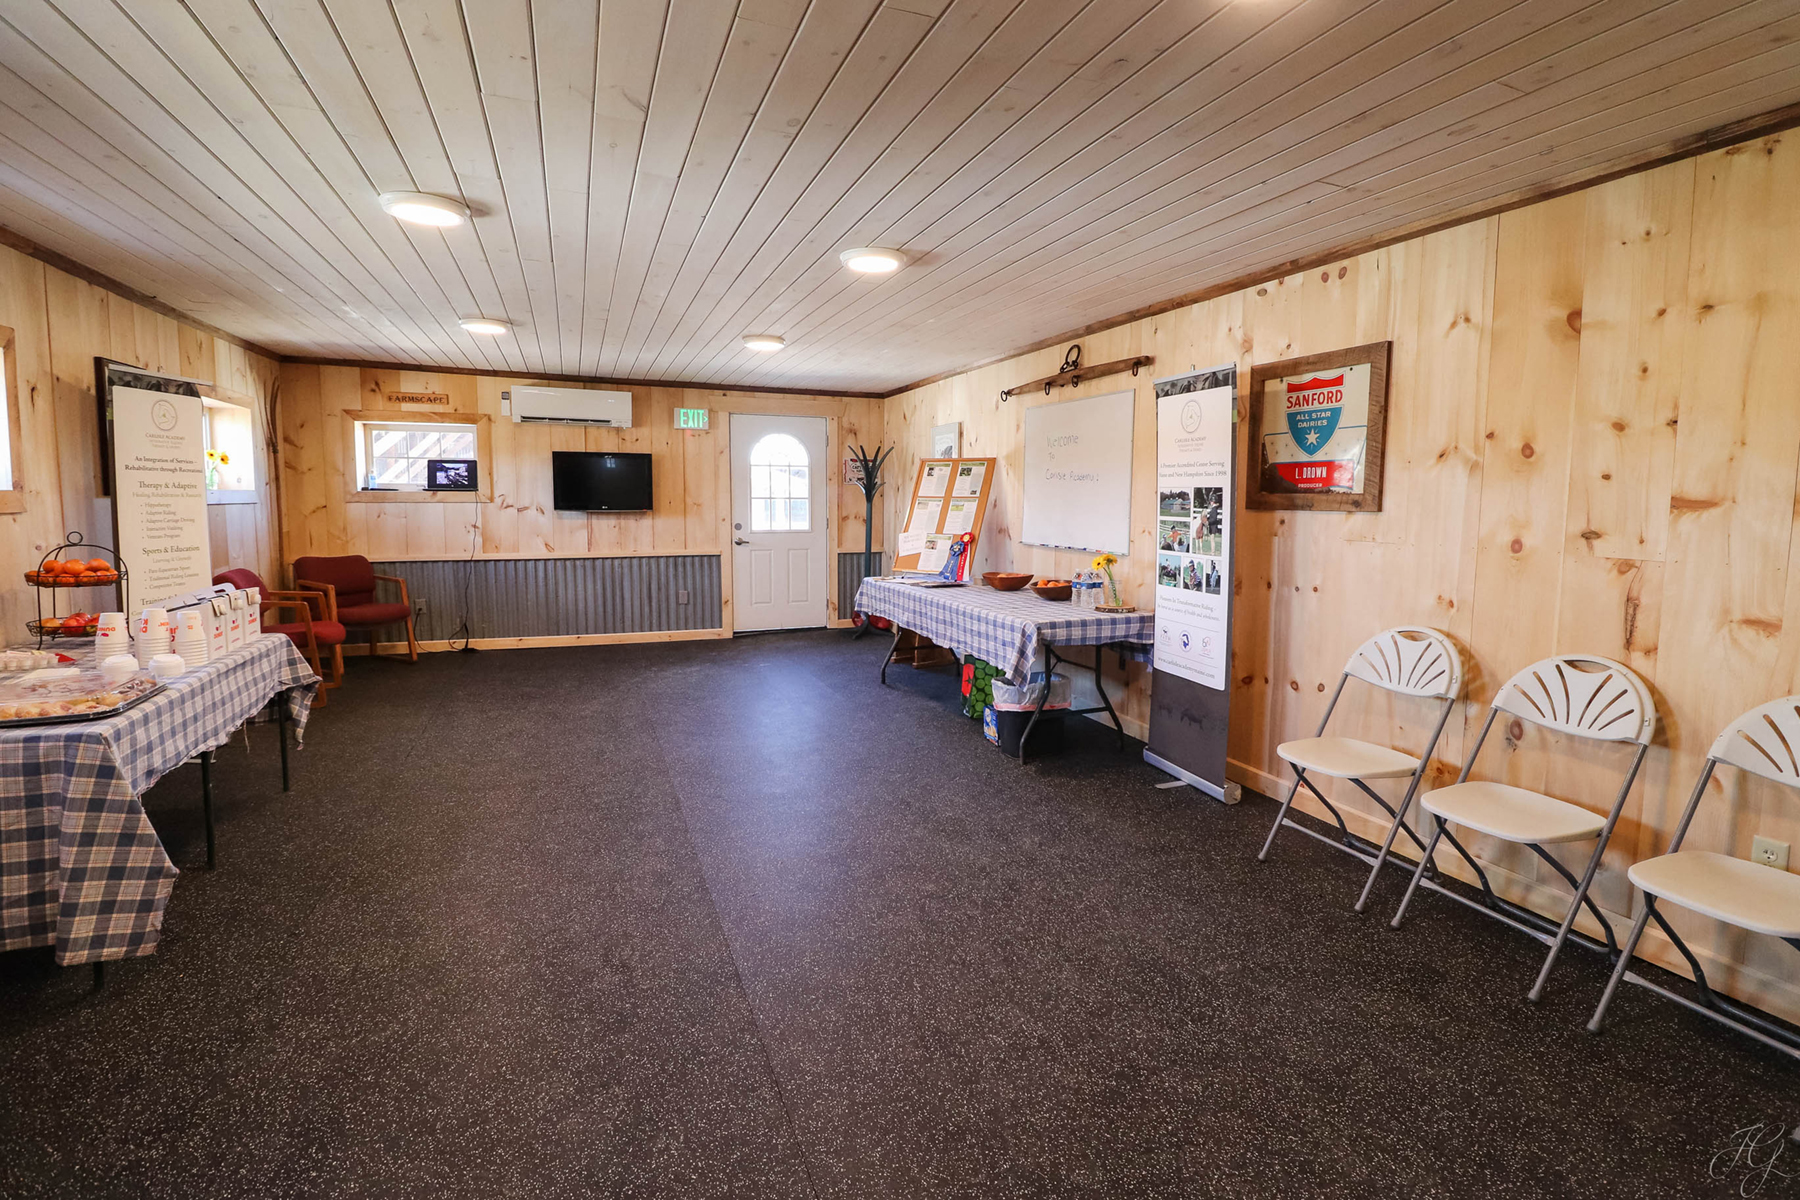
[213,568,345,705]
[292,555,420,663]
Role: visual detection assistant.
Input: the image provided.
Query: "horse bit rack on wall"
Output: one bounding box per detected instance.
[999,344,1154,402]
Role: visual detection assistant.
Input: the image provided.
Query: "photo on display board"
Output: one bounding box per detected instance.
[1194,486,1224,556]
[1203,557,1223,595]
[1159,488,1192,518]
[1181,559,1204,591]
[1158,554,1182,587]
[1157,519,1191,554]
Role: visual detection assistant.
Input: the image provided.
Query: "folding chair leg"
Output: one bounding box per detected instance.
[1355,772,1424,914]
[1588,902,1655,1033]
[1390,824,1445,929]
[1527,835,1613,1003]
[403,615,420,662]
[1258,771,1307,861]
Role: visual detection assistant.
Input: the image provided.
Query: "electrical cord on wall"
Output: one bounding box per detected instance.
[449,520,479,652]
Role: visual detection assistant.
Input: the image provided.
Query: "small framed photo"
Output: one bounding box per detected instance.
[1246,341,1390,512]
[426,458,478,492]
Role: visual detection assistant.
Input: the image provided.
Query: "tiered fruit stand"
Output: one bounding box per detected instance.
[23,531,129,646]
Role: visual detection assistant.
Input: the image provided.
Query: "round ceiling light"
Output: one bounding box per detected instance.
[379,191,470,227]
[742,333,786,352]
[460,317,510,335]
[839,247,907,274]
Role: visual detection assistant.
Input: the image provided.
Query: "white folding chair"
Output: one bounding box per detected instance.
[1258,627,1463,911]
[1390,654,1656,1002]
[1588,696,1800,1059]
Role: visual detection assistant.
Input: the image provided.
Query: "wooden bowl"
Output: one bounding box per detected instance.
[1032,579,1072,601]
[982,571,1033,591]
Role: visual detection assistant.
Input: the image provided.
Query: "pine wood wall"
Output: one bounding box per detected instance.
[278,364,884,628]
[0,241,280,639]
[885,132,1800,1023]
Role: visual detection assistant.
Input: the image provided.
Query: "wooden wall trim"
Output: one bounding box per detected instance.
[883,100,1800,399]
[281,355,885,401]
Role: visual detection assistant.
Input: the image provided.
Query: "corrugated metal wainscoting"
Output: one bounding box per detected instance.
[837,552,885,619]
[372,556,722,641]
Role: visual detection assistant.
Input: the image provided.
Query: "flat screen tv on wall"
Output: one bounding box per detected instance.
[551,451,653,511]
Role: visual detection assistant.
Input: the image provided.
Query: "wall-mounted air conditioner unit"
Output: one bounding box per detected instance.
[509,385,633,427]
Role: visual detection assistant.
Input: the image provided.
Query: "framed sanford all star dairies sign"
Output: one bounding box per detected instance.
[1246,341,1390,512]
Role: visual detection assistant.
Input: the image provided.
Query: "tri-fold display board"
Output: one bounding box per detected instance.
[894,457,996,574]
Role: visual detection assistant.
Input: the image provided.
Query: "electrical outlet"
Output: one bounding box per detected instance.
[1752,837,1790,871]
[677,589,690,605]
[415,599,428,618]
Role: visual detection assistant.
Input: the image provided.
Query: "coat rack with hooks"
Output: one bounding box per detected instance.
[999,344,1154,402]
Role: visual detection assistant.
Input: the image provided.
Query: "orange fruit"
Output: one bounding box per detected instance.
[86,558,111,572]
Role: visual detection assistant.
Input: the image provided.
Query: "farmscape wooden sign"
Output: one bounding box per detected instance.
[1246,341,1390,512]
[386,391,450,407]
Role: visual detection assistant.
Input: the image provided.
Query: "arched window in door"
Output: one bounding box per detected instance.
[749,432,810,531]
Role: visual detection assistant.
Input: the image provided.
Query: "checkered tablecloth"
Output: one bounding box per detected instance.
[0,635,318,966]
[854,578,1154,684]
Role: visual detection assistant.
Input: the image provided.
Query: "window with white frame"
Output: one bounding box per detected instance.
[357,420,478,491]
[748,433,810,531]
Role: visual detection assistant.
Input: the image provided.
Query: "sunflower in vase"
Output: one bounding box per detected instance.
[206,448,230,490]
[1091,552,1128,610]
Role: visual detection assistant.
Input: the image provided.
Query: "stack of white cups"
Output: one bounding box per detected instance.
[174,608,209,666]
[94,612,130,661]
[244,587,263,637]
[134,608,171,668]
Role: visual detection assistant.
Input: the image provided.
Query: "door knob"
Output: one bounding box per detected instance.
[733,537,750,545]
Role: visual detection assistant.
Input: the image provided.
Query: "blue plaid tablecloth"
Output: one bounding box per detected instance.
[854,578,1154,684]
[0,635,318,966]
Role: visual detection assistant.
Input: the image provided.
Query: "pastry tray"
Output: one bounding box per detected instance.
[0,669,165,728]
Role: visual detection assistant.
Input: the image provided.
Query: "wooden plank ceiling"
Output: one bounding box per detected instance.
[0,0,1795,394]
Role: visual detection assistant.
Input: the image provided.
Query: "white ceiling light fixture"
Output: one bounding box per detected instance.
[742,333,786,352]
[379,191,470,227]
[838,247,907,274]
[460,317,510,335]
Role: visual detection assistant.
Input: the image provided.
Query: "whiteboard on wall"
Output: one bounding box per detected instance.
[1021,389,1135,554]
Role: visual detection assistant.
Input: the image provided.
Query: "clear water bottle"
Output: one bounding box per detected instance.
[1075,570,1098,609]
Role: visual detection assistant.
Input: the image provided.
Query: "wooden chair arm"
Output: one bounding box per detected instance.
[294,578,338,621]
[259,598,315,640]
[260,587,326,611]
[372,572,411,605]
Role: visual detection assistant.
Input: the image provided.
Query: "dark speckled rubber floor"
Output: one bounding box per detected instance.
[3,631,1796,1198]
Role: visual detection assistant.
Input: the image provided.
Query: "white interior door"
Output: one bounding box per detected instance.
[731,414,830,631]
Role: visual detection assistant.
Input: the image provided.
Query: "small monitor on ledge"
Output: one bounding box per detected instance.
[426,458,479,491]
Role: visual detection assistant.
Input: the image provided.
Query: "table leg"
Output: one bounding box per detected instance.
[1090,642,1126,753]
[1018,651,1056,765]
[879,623,903,686]
[1019,641,1129,764]
[200,749,215,870]
[277,692,290,793]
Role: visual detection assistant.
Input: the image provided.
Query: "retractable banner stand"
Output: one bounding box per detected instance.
[108,380,213,607]
[1145,364,1238,801]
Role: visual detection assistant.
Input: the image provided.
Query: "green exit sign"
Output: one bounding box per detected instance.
[674,407,710,430]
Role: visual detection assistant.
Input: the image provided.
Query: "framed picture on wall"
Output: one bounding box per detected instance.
[1245,341,1390,512]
